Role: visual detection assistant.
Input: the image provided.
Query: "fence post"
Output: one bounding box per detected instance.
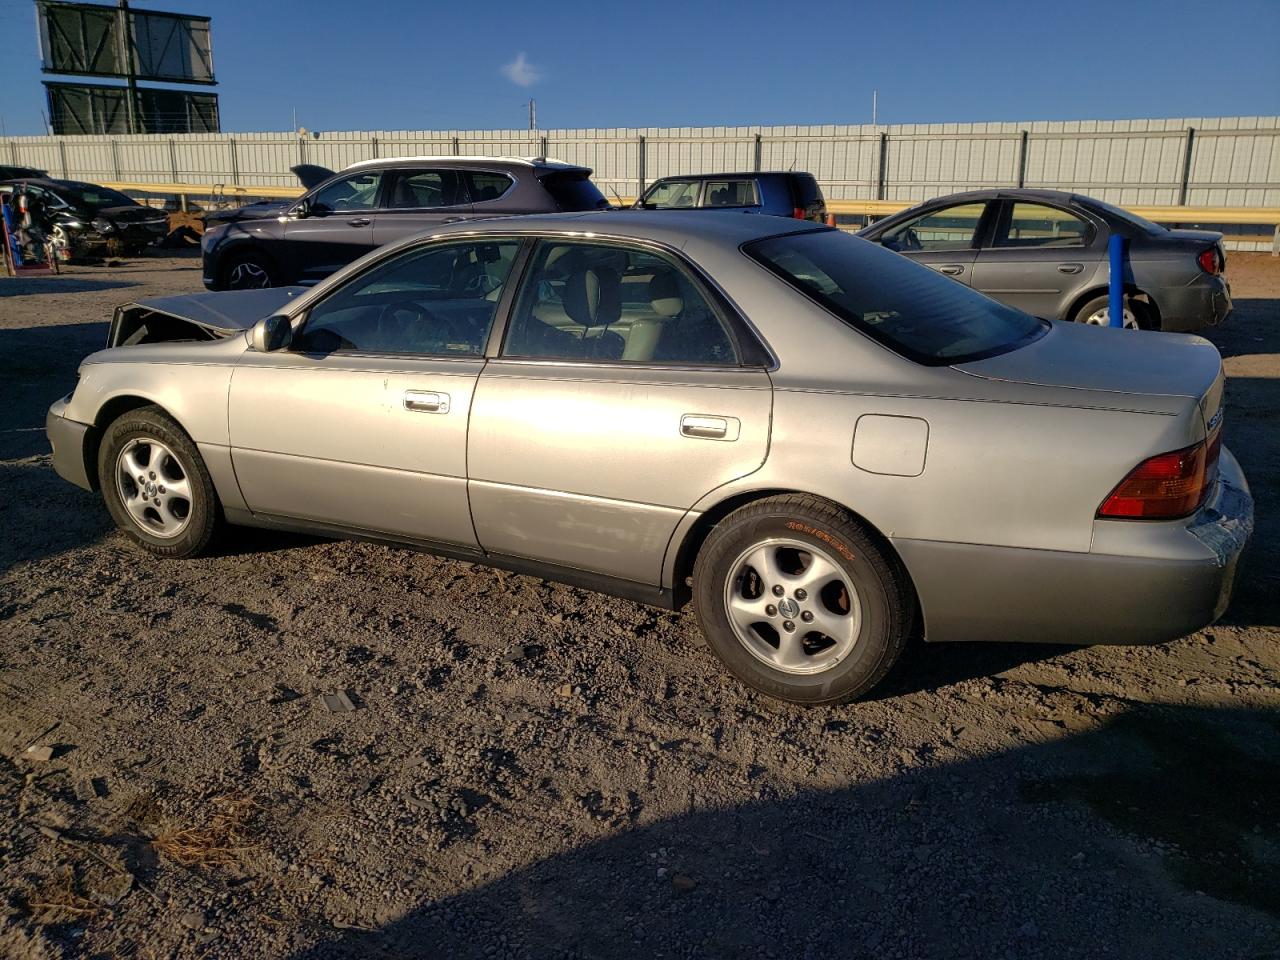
[540,134,548,158]
[370,135,379,159]
[753,133,762,172]
[168,138,178,182]
[7,139,17,165]
[297,135,306,166]
[110,138,121,180]
[58,139,69,179]
[876,132,888,201]
[1178,126,1196,206]
[637,135,646,197]
[228,137,239,185]
[452,136,460,156]
[1016,129,1029,188]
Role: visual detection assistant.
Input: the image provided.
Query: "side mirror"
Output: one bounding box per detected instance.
[293,197,313,219]
[250,314,292,352]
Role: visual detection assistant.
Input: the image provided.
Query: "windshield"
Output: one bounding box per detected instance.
[1086,198,1166,237]
[59,183,139,211]
[745,229,1046,365]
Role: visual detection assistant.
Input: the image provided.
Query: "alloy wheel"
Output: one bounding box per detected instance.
[114,437,194,539]
[227,260,270,289]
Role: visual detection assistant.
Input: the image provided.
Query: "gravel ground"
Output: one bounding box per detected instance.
[1,250,1278,959]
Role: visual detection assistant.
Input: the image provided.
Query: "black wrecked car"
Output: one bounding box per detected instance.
[0,178,169,257]
[201,156,609,290]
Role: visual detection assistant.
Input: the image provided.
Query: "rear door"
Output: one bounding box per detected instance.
[873,201,991,284]
[970,199,1104,319]
[282,170,381,283]
[372,167,473,246]
[467,237,772,586]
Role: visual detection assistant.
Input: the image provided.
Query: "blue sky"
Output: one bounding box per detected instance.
[0,0,1277,135]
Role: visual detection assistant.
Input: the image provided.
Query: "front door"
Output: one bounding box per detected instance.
[281,169,382,284]
[467,238,772,586]
[970,200,1103,319]
[228,236,523,546]
[875,200,990,284]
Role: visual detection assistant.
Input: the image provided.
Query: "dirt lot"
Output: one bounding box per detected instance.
[1,251,1278,959]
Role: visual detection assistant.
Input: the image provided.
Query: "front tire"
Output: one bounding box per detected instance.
[219,250,276,290]
[97,406,221,558]
[692,495,913,704]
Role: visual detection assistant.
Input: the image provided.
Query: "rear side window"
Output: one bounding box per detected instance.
[746,230,1045,365]
[539,171,609,211]
[467,171,514,204]
[994,202,1092,248]
[704,180,758,207]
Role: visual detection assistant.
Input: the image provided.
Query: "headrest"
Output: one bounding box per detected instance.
[564,265,621,327]
[649,270,684,318]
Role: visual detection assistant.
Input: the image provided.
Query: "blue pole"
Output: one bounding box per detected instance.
[1108,233,1125,329]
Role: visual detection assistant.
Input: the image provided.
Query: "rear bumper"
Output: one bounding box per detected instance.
[895,448,1253,645]
[1157,275,1232,332]
[46,398,95,491]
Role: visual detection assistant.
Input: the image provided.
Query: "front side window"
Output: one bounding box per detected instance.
[641,180,700,209]
[881,202,987,252]
[384,169,467,209]
[746,230,1045,365]
[995,202,1092,248]
[294,239,520,356]
[309,172,381,214]
[704,180,758,207]
[503,240,738,365]
[466,171,514,204]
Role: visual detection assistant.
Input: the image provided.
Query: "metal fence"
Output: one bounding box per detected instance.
[4,116,1279,248]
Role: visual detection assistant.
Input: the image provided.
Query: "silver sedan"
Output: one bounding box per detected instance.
[46,211,1253,703]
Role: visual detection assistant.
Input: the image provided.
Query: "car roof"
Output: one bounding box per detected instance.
[652,171,810,181]
[911,187,1085,207]
[343,155,588,173]
[429,209,823,245]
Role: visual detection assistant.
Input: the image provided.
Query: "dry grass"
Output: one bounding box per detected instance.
[151,793,259,868]
[24,866,101,924]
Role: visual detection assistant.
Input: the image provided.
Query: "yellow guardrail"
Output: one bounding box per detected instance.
[103,182,1279,252]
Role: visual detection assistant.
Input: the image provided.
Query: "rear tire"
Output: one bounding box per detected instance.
[692,495,913,704]
[97,406,221,558]
[1072,294,1151,330]
[219,249,276,290]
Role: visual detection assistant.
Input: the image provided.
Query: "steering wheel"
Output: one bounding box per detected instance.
[376,299,465,350]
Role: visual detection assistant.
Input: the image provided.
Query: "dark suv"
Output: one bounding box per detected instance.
[202,157,609,290]
[634,172,826,221]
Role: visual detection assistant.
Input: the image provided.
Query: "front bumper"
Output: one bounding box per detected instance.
[895,448,1253,645]
[46,397,95,491]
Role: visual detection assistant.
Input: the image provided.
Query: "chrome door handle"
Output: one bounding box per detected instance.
[938,264,964,276]
[1057,263,1084,274]
[347,217,371,227]
[681,414,740,441]
[404,390,450,413]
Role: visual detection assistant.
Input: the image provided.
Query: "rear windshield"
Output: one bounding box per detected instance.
[539,171,609,211]
[745,229,1046,365]
[1086,198,1166,237]
[791,173,823,207]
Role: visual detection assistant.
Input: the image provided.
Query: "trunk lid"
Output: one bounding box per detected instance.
[955,320,1224,429]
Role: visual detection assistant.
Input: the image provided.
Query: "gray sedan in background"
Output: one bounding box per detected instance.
[46,212,1251,704]
[858,188,1231,331]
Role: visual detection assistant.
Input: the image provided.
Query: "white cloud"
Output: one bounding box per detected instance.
[501,52,542,88]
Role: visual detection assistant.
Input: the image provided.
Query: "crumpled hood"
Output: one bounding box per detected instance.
[97,204,167,223]
[128,287,306,332]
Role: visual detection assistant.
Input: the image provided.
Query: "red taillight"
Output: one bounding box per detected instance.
[1197,247,1221,275]
[793,206,806,220]
[1098,440,1213,519]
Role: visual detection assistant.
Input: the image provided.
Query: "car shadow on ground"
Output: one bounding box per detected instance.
[0,277,140,297]
[281,703,1279,959]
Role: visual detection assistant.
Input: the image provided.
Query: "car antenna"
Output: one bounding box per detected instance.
[606,184,626,209]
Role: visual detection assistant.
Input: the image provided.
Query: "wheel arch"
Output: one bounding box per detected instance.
[1063,284,1162,329]
[83,394,188,491]
[668,488,921,620]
